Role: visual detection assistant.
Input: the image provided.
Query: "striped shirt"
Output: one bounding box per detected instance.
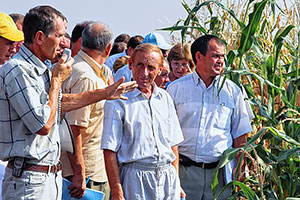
[0,44,60,165]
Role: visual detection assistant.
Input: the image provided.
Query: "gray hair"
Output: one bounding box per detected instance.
[81,22,113,52]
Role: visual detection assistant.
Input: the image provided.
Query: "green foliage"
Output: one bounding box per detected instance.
[161,0,300,199]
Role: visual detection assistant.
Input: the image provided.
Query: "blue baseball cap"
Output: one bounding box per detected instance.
[142,32,172,50]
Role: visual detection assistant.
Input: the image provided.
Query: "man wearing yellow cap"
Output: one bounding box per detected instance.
[0,12,24,67]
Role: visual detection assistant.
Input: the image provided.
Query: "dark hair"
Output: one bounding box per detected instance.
[9,13,24,23]
[114,33,130,44]
[127,35,144,49]
[191,34,224,64]
[110,42,127,56]
[81,22,113,52]
[23,6,66,44]
[70,21,92,43]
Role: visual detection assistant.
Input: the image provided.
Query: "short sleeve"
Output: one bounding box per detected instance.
[101,100,124,152]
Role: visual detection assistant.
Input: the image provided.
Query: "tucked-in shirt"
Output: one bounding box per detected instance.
[104,50,127,72]
[61,50,108,182]
[0,44,60,165]
[113,64,132,83]
[167,71,253,163]
[101,86,184,164]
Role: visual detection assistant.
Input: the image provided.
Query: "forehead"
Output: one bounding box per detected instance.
[53,16,66,34]
[162,60,170,71]
[207,39,225,53]
[134,50,161,66]
[0,37,13,44]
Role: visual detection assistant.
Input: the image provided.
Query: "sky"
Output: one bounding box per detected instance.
[1,0,193,43]
[1,0,293,43]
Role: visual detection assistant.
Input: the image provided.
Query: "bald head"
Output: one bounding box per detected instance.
[81,22,113,52]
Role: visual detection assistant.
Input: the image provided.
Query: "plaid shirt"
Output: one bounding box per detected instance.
[0,44,60,165]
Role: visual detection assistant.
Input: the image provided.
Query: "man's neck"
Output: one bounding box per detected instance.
[82,48,106,66]
[24,43,46,62]
[196,69,214,88]
[140,84,154,99]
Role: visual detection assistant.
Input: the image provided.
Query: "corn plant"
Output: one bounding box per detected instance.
[160,0,300,199]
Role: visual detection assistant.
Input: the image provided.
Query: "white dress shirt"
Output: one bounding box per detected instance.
[101,86,184,164]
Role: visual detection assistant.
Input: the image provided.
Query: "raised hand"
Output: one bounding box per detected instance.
[52,54,74,83]
[106,77,138,100]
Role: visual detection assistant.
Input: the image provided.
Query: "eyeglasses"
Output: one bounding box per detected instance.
[171,62,189,69]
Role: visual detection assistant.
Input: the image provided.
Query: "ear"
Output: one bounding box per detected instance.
[35,31,46,46]
[195,51,202,64]
[127,46,133,57]
[128,57,133,70]
[105,43,112,57]
[78,37,82,47]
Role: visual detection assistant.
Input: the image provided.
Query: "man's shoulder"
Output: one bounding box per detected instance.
[0,55,31,79]
[168,73,193,90]
[219,77,242,95]
[71,57,96,77]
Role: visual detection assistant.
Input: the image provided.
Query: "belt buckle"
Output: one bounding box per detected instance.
[201,162,205,168]
[53,165,58,173]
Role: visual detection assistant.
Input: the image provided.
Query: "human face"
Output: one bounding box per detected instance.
[51,34,71,63]
[0,37,17,65]
[129,50,161,95]
[170,59,190,79]
[40,17,66,61]
[196,39,225,85]
[155,60,170,88]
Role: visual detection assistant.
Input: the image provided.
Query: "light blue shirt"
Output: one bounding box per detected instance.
[167,71,253,163]
[104,50,127,72]
[113,64,132,83]
[0,44,60,165]
[101,86,184,164]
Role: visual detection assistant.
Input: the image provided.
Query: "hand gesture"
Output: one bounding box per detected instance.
[106,77,138,100]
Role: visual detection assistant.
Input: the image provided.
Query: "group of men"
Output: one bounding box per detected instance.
[0,5,253,200]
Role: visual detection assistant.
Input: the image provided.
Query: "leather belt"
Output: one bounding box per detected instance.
[179,154,219,169]
[7,160,61,173]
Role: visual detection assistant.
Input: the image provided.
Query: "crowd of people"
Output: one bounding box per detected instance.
[0,5,253,200]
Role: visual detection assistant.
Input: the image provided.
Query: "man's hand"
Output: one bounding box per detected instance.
[106,77,138,100]
[180,186,186,199]
[111,192,125,200]
[67,174,86,198]
[232,162,246,182]
[52,54,73,83]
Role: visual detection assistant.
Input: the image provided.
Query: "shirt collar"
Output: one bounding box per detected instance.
[77,50,103,76]
[19,44,49,75]
[127,83,162,99]
[192,71,221,89]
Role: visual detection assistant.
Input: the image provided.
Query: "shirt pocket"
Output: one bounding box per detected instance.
[215,101,234,130]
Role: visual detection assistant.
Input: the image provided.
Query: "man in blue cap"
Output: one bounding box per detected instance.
[142,32,172,57]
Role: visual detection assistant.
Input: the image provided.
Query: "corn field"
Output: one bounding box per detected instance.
[161,0,300,199]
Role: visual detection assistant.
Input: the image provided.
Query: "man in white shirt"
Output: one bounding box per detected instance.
[167,35,253,200]
[102,43,185,200]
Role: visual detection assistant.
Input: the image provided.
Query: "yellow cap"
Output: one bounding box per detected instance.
[0,12,24,42]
